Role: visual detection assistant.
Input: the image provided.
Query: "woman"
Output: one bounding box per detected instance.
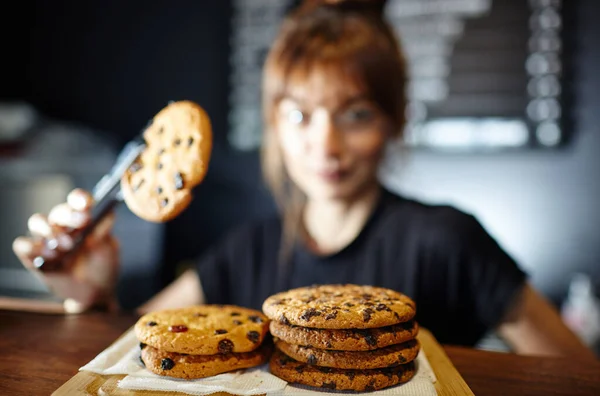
[12,0,595,358]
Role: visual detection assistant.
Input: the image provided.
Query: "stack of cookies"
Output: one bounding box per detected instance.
[263,284,419,392]
[135,305,271,379]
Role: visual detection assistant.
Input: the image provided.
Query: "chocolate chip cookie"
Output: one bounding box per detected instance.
[135,305,269,355]
[269,349,416,391]
[270,319,418,351]
[121,100,212,223]
[263,284,416,329]
[140,342,271,379]
[274,338,419,369]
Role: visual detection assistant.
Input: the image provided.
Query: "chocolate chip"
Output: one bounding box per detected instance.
[376,303,390,311]
[129,162,142,173]
[218,339,234,354]
[156,186,163,194]
[394,312,401,321]
[326,341,333,349]
[160,198,169,207]
[300,308,321,321]
[194,313,207,317]
[361,293,373,299]
[364,334,378,346]
[307,354,318,365]
[382,368,395,379]
[232,320,242,325]
[147,321,157,326]
[364,379,376,391]
[345,371,356,380]
[214,329,228,334]
[139,342,146,349]
[294,364,306,373]
[321,382,336,390]
[187,137,194,147]
[317,366,333,373]
[248,315,263,323]
[174,138,181,146]
[168,324,188,333]
[246,330,260,343]
[161,358,175,370]
[279,355,291,366]
[271,298,284,305]
[397,354,407,364]
[279,314,291,326]
[157,163,163,170]
[139,355,145,367]
[344,302,354,307]
[230,312,241,316]
[173,172,184,190]
[363,308,374,322]
[325,311,337,320]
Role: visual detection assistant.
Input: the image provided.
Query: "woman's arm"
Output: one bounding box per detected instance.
[497,283,597,361]
[135,269,205,315]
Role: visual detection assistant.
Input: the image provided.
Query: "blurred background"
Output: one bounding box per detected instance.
[1,0,599,350]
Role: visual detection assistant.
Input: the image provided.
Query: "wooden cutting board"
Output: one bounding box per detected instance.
[52,327,474,396]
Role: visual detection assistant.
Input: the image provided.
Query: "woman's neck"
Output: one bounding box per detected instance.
[302,183,382,255]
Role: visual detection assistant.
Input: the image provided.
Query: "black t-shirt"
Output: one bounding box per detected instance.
[195,188,527,346]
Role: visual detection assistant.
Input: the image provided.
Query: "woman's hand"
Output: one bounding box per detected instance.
[12,188,120,313]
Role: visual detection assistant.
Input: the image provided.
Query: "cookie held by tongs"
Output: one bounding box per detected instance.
[121,100,212,222]
[31,100,212,271]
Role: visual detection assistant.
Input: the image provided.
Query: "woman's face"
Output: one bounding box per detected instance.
[275,73,393,202]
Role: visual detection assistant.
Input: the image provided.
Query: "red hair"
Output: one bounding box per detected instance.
[260,0,407,258]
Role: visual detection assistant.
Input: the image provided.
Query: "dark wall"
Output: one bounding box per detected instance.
[5,1,229,145]
[1,0,276,290]
[384,0,600,303]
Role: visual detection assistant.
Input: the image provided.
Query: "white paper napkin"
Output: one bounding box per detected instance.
[80,329,437,395]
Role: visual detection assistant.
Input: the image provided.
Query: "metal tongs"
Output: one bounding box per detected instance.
[33,135,147,271]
